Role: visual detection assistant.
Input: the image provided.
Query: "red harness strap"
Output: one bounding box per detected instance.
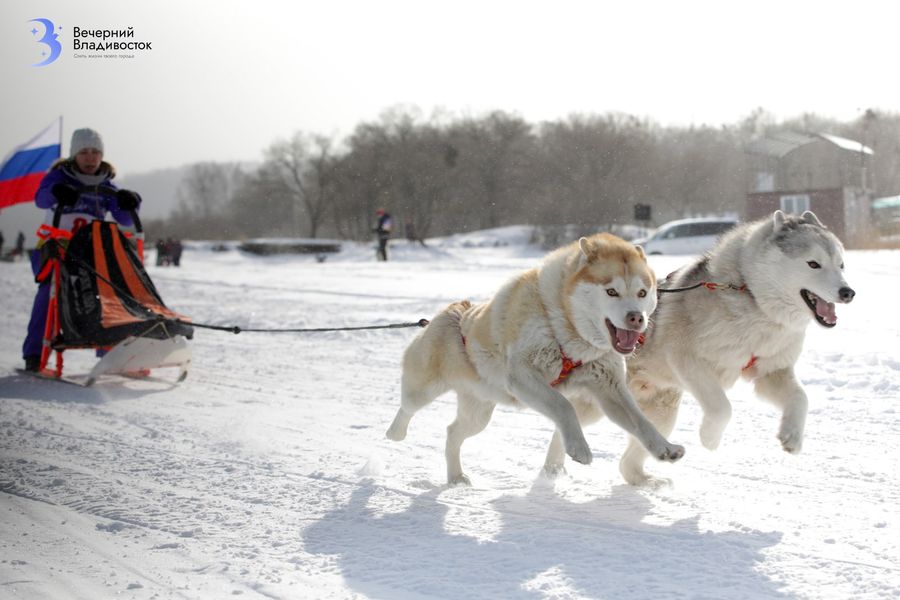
[550,349,582,387]
[702,282,748,292]
[643,280,755,367]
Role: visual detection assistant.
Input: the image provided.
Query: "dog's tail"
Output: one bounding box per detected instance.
[402,300,476,380]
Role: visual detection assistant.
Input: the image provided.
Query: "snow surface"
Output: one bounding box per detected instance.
[1,226,898,600]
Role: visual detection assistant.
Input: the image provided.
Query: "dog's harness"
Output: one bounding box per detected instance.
[646,278,759,373]
[459,335,582,388]
[549,350,582,387]
[657,281,748,294]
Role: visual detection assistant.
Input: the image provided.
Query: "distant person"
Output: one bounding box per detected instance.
[404,217,427,248]
[373,208,393,261]
[155,238,167,266]
[21,127,141,372]
[0,230,4,256]
[14,231,25,257]
[171,238,183,266]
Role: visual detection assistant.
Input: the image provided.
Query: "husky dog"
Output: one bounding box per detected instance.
[617,211,855,485]
[386,233,685,485]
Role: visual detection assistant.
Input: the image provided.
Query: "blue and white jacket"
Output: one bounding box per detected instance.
[35,159,135,234]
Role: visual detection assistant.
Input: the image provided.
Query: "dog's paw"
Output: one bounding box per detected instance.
[385,426,406,442]
[565,437,593,465]
[620,466,650,486]
[656,443,685,462]
[700,418,727,450]
[385,413,409,441]
[637,475,673,489]
[619,464,671,488]
[778,426,804,454]
[448,473,472,487]
[540,463,567,479]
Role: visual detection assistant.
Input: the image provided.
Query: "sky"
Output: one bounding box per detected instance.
[2,0,899,178]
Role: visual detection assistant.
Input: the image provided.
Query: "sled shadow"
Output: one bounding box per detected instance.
[0,373,176,404]
[303,480,787,599]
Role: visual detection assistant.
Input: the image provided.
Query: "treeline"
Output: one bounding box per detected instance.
[144,107,900,241]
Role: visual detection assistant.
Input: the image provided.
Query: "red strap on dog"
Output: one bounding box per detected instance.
[703,282,748,292]
[550,349,582,387]
[742,354,758,371]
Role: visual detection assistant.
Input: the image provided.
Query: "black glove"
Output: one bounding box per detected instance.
[116,189,141,211]
[51,183,79,207]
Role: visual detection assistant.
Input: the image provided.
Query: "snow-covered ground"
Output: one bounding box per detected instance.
[1,226,898,600]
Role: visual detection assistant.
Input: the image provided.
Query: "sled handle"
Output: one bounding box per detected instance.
[52,202,64,228]
[129,209,143,234]
[53,186,144,233]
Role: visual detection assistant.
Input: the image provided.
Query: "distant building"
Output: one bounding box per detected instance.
[871,194,900,237]
[745,131,873,246]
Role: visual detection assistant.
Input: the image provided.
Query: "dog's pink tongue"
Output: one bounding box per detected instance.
[816,298,837,324]
[617,329,641,349]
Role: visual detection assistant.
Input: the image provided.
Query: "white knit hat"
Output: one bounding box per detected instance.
[70,128,104,157]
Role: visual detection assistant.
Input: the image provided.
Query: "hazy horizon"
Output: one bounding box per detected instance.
[3,0,898,177]
[3,0,899,240]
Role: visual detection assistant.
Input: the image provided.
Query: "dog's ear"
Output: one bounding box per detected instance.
[634,243,647,261]
[579,235,613,261]
[578,236,595,260]
[773,210,787,231]
[800,211,824,227]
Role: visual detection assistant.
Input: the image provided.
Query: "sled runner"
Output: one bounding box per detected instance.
[32,197,193,386]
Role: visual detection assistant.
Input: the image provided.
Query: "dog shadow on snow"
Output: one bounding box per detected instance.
[303,479,787,599]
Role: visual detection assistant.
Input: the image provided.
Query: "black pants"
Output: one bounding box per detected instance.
[377,236,389,261]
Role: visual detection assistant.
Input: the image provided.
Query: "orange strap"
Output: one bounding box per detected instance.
[109,225,185,321]
[702,282,748,292]
[93,221,143,328]
[550,350,582,387]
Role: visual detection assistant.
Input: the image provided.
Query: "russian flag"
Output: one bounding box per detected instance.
[0,118,62,210]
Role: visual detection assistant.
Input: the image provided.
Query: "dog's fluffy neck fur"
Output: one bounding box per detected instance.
[537,244,609,363]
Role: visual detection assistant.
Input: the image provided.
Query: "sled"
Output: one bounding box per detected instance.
[33,194,193,386]
[83,335,192,386]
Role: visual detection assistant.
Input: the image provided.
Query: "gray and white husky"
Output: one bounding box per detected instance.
[616,210,856,485]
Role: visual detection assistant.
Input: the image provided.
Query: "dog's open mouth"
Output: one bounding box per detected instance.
[801,289,837,328]
[605,319,642,354]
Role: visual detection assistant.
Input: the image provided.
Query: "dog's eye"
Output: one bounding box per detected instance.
[840,262,844,270]
[606,289,619,297]
[637,289,647,298]
[807,261,821,269]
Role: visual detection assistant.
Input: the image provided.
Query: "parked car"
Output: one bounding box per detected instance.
[633,217,738,255]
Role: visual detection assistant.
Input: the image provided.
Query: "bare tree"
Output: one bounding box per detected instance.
[265,133,335,238]
[304,135,337,238]
[152,108,900,243]
[173,162,243,238]
[176,162,242,219]
[228,164,294,237]
[329,122,392,240]
[458,111,535,230]
[538,114,657,226]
